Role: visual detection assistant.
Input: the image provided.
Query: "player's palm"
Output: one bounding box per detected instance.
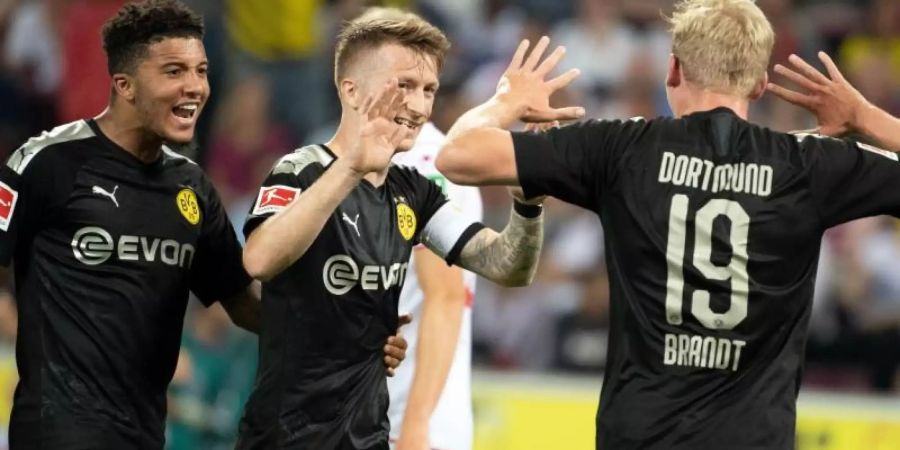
[496,36,584,123]
[349,79,407,174]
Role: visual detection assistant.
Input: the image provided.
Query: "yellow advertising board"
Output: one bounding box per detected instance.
[472,371,900,450]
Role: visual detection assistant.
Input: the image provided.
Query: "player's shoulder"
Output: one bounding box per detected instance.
[270,144,334,177]
[7,119,96,175]
[790,131,895,164]
[161,144,203,172]
[388,162,430,185]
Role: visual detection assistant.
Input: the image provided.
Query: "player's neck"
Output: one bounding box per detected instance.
[326,118,391,187]
[94,107,164,164]
[674,89,750,120]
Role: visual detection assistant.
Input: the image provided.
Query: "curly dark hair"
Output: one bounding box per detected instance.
[102,0,204,75]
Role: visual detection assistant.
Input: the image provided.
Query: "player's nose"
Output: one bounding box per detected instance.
[403,90,427,119]
[182,71,207,98]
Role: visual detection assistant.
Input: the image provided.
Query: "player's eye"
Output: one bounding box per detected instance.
[197,67,208,77]
[165,68,182,77]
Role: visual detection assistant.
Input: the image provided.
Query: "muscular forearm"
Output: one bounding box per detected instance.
[244,159,363,281]
[445,97,517,142]
[855,103,900,152]
[457,208,543,287]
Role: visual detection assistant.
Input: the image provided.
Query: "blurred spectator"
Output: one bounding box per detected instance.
[551,0,639,112]
[206,75,292,209]
[167,303,257,450]
[57,0,124,123]
[224,0,329,143]
[3,0,63,139]
[553,268,610,373]
[838,0,900,114]
[0,292,15,450]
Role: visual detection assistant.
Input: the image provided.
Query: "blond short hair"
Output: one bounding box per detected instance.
[334,7,450,87]
[667,0,774,96]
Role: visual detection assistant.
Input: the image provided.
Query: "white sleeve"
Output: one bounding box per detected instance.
[419,202,485,264]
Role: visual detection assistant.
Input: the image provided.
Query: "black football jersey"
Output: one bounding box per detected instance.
[236,144,480,450]
[512,107,900,450]
[0,119,251,450]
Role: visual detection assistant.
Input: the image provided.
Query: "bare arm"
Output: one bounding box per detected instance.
[453,207,543,287]
[244,80,407,281]
[438,37,582,187]
[768,51,900,151]
[395,250,466,450]
[243,159,364,281]
[219,280,261,333]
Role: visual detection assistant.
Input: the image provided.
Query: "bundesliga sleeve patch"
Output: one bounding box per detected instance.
[253,185,301,216]
[0,181,18,232]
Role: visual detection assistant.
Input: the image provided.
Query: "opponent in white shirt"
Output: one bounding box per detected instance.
[388,123,483,450]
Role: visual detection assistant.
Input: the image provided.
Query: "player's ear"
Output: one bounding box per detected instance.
[749,72,768,100]
[666,54,681,88]
[112,73,136,102]
[340,78,361,109]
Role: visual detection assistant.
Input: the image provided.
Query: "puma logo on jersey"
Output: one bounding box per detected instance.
[342,212,360,237]
[92,185,120,208]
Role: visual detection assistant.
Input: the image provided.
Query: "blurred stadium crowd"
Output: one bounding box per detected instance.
[0,0,899,448]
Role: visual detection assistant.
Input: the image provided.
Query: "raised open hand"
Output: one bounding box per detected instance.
[767,52,870,138]
[495,36,585,123]
[346,78,409,175]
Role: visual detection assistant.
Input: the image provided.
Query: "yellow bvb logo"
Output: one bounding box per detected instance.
[396,202,416,241]
[176,188,201,225]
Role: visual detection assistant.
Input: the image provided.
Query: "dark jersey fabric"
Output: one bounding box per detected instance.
[1,119,250,449]
[512,107,900,450]
[236,144,470,450]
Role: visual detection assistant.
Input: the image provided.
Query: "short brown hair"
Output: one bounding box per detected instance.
[334,7,450,86]
[667,0,774,97]
[102,0,204,75]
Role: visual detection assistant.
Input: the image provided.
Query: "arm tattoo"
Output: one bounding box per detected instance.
[458,208,543,287]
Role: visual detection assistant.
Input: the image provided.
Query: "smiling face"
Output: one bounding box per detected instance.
[123,37,209,144]
[353,43,439,152]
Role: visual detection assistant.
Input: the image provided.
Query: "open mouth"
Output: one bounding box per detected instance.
[172,104,199,120]
[394,117,419,130]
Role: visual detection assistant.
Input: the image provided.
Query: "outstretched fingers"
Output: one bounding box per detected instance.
[522,36,550,72]
[535,46,567,78]
[787,54,831,86]
[368,78,401,120]
[773,63,823,93]
[547,68,581,92]
[766,82,814,108]
[506,39,530,73]
[818,51,846,83]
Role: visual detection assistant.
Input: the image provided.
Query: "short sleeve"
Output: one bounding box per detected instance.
[189,178,252,306]
[407,170,485,264]
[804,135,900,228]
[243,147,330,238]
[0,147,63,266]
[512,118,643,210]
